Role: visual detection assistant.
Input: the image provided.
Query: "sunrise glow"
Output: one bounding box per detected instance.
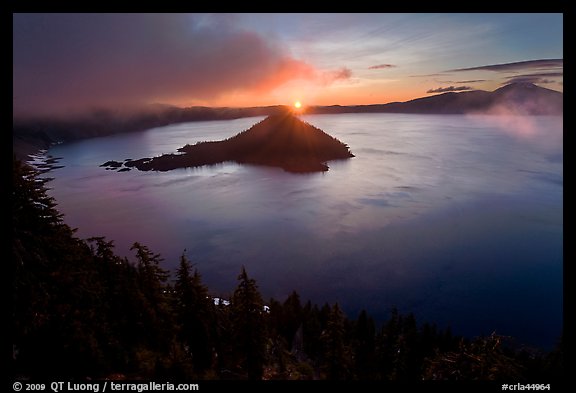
[13,13,563,116]
[11,13,564,380]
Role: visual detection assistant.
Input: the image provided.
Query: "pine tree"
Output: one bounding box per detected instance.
[395,312,419,379]
[231,267,266,379]
[13,158,107,376]
[375,307,400,379]
[321,303,351,380]
[302,301,322,369]
[130,242,175,355]
[354,309,376,379]
[213,293,235,377]
[281,291,303,345]
[131,242,170,299]
[423,333,526,380]
[265,298,290,378]
[173,253,214,373]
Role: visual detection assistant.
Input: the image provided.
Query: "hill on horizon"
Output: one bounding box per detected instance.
[398,82,563,115]
[307,82,563,116]
[14,83,562,161]
[102,111,355,173]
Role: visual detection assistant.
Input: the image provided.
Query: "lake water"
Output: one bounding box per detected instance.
[38,113,563,350]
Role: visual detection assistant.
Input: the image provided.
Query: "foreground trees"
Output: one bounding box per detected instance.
[173,254,215,374]
[231,267,266,379]
[12,158,563,380]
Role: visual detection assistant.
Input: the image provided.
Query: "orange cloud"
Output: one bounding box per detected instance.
[251,57,317,94]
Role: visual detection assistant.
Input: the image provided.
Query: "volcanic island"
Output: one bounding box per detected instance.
[101,110,354,173]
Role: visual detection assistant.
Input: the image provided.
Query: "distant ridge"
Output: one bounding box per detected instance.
[14,83,561,161]
[102,110,354,173]
[307,83,563,116]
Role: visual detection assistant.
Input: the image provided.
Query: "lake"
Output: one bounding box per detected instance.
[36,113,563,350]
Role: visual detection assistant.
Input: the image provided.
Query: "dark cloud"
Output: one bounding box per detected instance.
[435,79,486,84]
[409,73,446,78]
[505,72,562,79]
[453,80,486,84]
[502,71,563,85]
[426,86,473,94]
[448,59,563,73]
[368,64,396,70]
[321,67,352,84]
[13,13,319,116]
[504,77,555,85]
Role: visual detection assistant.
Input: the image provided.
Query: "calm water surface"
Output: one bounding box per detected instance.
[39,113,563,349]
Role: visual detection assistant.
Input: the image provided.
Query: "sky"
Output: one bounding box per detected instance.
[13,13,563,117]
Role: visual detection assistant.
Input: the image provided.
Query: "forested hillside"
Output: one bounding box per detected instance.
[12,158,563,380]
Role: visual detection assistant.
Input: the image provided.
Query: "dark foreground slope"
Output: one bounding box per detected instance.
[13,158,564,380]
[103,112,354,173]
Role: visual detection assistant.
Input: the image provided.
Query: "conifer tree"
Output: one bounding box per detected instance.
[281,291,303,345]
[423,333,525,380]
[173,253,214,373]
[354,309,376,379]
[231,267,266,379]
[302,301,322,368]
[130,242,174,355]
[13,158,105,376]
[322,303,351,379]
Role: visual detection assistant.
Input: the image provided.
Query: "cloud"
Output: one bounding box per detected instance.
[368,64,396,70]
[12,14,326,117]
[409,73,446,78]
[504,77,555,85]
[502,71,563,85]
[433,79,486,85]
[452,80,486,84]
[448,59,563,73]
[320,67,352,84]
[426,86,473,94]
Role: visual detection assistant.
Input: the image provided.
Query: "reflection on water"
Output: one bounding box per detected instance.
[41,113,562,349]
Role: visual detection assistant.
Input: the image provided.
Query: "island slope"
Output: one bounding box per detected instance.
[103,111,354,173]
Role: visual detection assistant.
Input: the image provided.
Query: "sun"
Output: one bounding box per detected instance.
[294,101,302,109]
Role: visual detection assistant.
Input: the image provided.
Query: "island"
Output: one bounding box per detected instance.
[16,83,562,162]
[101,109,355,173]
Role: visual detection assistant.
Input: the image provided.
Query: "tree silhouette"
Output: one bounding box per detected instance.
[423,333,525,380]
[129,242,176,371]
[12,157,562,380]
[231,267,266,379]
[354,309,377,379]
[173,253,215,374]
[322,303,352,379]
